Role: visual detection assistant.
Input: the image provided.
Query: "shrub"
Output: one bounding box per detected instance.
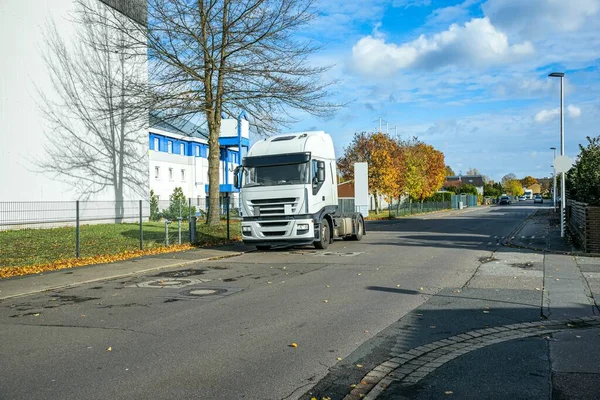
[567,136,600,206]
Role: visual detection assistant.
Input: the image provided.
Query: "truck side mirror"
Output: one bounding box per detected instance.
[317,161,325,183]
[233,166,240,189]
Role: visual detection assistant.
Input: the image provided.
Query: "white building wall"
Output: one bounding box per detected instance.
[0,0,148,202]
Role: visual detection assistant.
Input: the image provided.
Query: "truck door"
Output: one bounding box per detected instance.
[312,159,327,213]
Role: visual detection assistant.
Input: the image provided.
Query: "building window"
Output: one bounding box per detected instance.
[181,169,186,181]
[180,143,185,155]
[195,146,200,157]
[153,138,159,151]
[154,166,160,179]
[167,141,173,153]
[169,168,173,180]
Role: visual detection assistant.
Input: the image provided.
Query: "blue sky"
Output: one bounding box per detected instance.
[285,0,600,182]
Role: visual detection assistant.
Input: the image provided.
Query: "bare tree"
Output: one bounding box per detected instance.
[83,0,339,225]
[35,2,148,220]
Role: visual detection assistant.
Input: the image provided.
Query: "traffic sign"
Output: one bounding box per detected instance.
[554,155,573,173]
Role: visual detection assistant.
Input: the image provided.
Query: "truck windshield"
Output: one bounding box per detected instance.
[243,162,309,187]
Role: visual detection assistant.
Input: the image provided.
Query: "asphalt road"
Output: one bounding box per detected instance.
[0,202,543,400]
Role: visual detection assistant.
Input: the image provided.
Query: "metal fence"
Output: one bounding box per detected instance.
[0,199,238,268]
[385,199,452,217]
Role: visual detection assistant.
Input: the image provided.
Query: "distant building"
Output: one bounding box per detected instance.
[148,113,247,207]
[444,175,485,195]
[525,183,542,195]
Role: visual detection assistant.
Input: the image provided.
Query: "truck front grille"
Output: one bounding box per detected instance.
[249,198,299,216]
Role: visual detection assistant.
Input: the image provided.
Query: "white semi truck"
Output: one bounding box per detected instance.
[233,131,365,250]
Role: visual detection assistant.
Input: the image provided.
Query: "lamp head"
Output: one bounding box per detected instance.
[548,72,565,78]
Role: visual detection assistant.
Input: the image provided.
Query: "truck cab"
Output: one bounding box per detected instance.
[234,131,364,250]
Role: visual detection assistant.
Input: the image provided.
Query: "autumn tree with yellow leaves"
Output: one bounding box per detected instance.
[338,132,447,214]
[337,132,399,213]
[398,141,446,210]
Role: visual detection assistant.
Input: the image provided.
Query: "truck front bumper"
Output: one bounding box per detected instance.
[241,218,316,247]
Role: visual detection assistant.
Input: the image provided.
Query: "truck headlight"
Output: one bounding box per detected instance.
[297,223,309,230]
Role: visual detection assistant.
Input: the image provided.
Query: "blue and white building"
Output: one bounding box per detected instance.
[148,113,250,207]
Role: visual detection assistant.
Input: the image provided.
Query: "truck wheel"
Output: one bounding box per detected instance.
[351,218,363,241]
[256,245,271,251]
[314,222,330,250]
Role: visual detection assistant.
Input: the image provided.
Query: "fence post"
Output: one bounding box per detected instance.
[178,218,182,244]
[75,200,80,258]
[226,193,230,241]
[165,220,170,246]
[139,200,143,250]
[188,198,192,243]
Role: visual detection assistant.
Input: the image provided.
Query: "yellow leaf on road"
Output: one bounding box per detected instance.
[356,364,363,368]
[290,343,298,348]
[106,347,112,352]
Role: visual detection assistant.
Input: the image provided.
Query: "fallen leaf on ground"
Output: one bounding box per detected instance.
[452,290,461,293]
[323,300,328,303]
[33,313,40,317]
[445,391,453,395]
[350,384,357,388]
[337,357,342,361]
[356,364,363,368]
[357,273,362,276]
[419,287,424,290]
[289,343,298,348]
[106,347,112,352]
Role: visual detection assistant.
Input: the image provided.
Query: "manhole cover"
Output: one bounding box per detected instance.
[148,279,190,286]
[185,288,227,297]
[154,269,206,278]
[128,277,210,288]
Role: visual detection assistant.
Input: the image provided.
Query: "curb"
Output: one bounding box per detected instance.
[502,209,599,257]
[0,251,247,301]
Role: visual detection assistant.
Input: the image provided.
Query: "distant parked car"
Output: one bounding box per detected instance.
[533,194,543,204]
[518,195,526,201]
[499,195,511,205]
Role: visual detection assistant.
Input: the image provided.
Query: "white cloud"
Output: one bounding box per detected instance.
[568,104,582,118]
[535,104,582,123]
[425,0,479,26]
[535,108,560,123]
[351,17,534,76]
[483,0,600,39]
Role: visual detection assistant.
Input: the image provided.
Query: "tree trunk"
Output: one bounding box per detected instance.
[207,119,221,226]
[114,185,124,223]
[374,191,380,215]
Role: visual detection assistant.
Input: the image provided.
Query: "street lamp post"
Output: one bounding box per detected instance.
[550,147,557,211]
[549,72,565,238]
